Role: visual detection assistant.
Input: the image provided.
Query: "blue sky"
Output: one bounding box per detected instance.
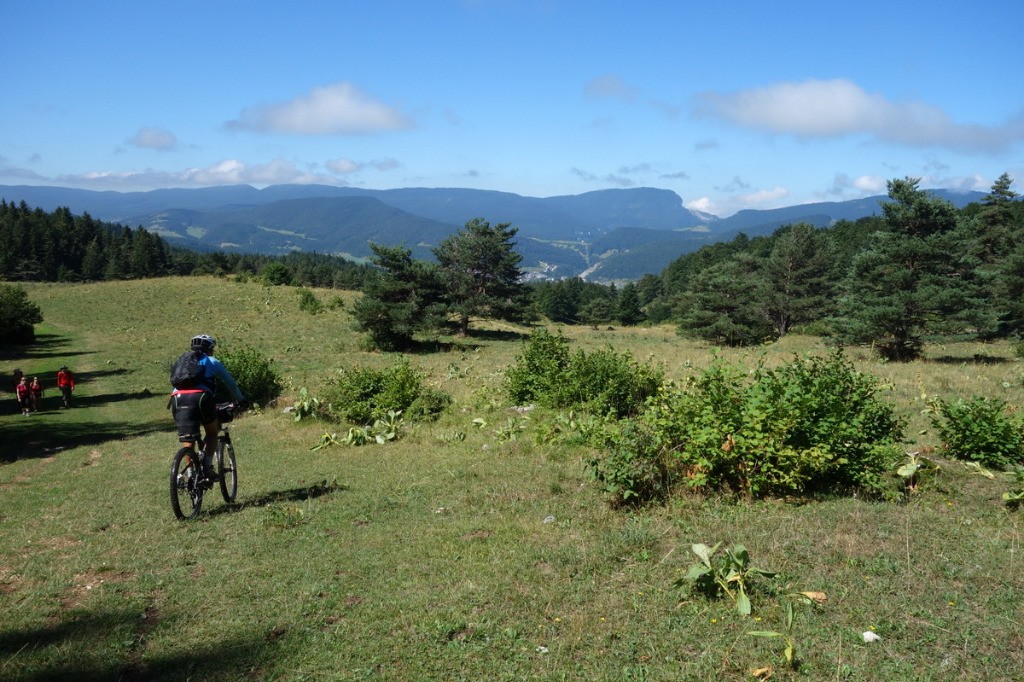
[2,1,1022,217]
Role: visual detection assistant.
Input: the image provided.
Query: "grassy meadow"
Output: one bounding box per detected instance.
[2,277,1024,680]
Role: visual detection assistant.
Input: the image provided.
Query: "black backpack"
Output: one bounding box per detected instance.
[170,350,205,389]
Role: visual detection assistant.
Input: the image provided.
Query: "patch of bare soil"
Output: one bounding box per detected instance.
[57,570,133,611]
[0,564,25,595]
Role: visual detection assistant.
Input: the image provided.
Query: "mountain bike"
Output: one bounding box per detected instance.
[170,402,239,520]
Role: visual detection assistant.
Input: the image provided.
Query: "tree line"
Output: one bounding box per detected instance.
[5,174,1022,361]
[0,200,372,289]
[639,173,1023,360]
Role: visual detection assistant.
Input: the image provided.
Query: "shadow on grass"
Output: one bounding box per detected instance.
[0,606,273,681]
[928,354,1013,365]
[3,379,152,418]
[465,328,531,342]
[401,338,471,354]
[0,333,96,362]
[0,417,167,463]
[207,479,349,518]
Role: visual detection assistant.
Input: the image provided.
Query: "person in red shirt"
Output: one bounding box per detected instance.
[29,377,43,412]
[57,365,75,408]
[15,376,30,416]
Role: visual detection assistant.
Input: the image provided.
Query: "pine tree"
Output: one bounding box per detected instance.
[677,254,773,346]
[617,282,645,326]
[757,223,834,336]
[352,244,445,350]
[834,177,991,360]
[433,218,526,335]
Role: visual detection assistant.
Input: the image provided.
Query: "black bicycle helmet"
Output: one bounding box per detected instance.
[190,334,216,353]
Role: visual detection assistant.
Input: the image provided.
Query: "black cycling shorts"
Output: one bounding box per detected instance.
[170,391,218,442]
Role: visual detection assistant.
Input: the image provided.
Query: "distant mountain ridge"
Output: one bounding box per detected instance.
[0,184,986,281]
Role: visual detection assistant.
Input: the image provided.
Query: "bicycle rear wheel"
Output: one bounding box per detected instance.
[218,438,237,503]
[170,447,203,520]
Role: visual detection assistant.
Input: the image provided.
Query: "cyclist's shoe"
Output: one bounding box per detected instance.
[202,461,219,482]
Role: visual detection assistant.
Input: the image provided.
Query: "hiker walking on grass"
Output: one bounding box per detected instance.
[16,376,30,416]
[29,377,43,412]
[57,366,75,407]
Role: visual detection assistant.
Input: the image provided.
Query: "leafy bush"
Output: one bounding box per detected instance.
[505,328,662,418]
[0,284,43,343]
[323,357,450,425]
[929,396,1024,469]
[587,420,670,506]
[641,351,904,499]
[558,348,664,418]
[218,344,283,407]
[296,287,324,314]
[505,328,571,405]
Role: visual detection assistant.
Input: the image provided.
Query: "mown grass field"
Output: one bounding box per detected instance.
[2,277,1024,680]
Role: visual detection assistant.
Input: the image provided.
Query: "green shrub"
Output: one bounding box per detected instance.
[641,351,904,499]
[323,357,450,425]
[505,328,662,418]
[587,420,670,506]
[0,283,43,343]
[505,328,571,405]
[297,287,324,314]
[218,344,283,407]
[929,396,1024,469]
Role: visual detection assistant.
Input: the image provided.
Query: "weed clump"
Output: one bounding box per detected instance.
[218,344,283,407]
[505,328,663,418]
[322,356,451,425]
[929,396,1024,469]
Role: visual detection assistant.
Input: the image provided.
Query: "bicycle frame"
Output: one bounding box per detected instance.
[170,402,238,520]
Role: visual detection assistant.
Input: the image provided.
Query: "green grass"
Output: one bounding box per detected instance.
[2,278,1024,680]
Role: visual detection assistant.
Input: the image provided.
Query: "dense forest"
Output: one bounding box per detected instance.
[0,200,372,289]
[644,174,1024,359]
[3,174,1023,361]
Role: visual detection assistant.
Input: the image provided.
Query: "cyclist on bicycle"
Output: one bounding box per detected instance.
[169,334,246,480]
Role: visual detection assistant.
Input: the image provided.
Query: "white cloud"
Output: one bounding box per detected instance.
[54,158,349,190]
[128,127,177,151]
[695,79,1024,153]
[685,196,715,213]
[326,157,401,175]
[738,186,788,207]
[687,185,789,217]
[227,82,413,135]
[584,74,638,102]
[853,175,886,193]
[326,158,361,174]
[824,173,888,199]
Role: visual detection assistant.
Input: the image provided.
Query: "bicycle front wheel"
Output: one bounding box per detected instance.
[218,438,237,503]
[170,447,203,520]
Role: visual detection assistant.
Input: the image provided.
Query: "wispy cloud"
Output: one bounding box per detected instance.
[227,82,413,135]
[617,163,653,175]
[571,166,634,187]
[52,158,349,190]
[128,127,177,151]
[325,157,401,174]
[695,78,1024,154]
[0,156,47,181]
[584,75,638,102]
